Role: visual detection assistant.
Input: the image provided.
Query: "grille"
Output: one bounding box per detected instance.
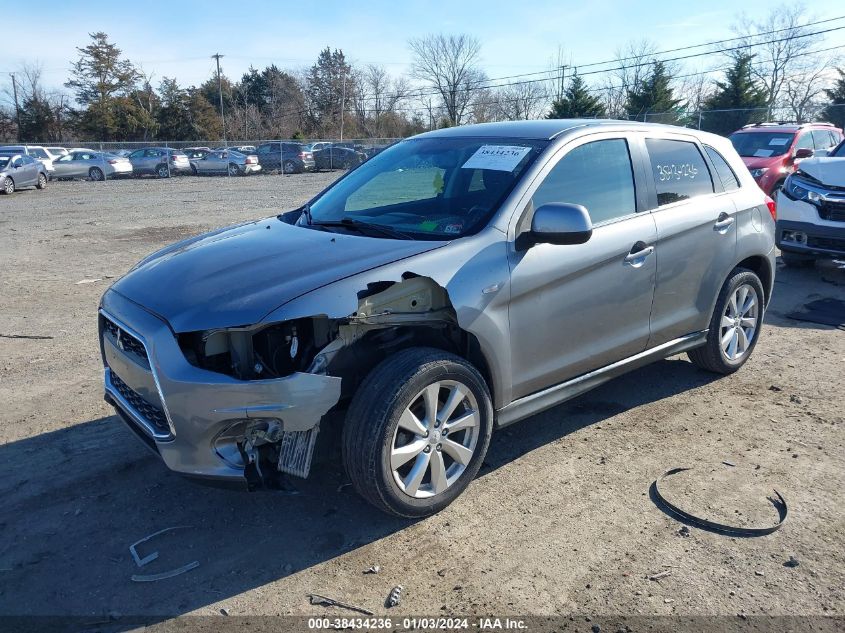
[807,235,845,252]
[110,372,169,434]
[818,200,845,222]
[103,317,148,364]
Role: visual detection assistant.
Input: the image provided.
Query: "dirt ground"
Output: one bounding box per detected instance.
[1,174,843,627]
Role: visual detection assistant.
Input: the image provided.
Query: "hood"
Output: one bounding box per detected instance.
[110,218,448,332]
[795,157,845,187]
[740,155,782,170]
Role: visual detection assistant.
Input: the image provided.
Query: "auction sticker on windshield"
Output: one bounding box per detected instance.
[462,145,532,171]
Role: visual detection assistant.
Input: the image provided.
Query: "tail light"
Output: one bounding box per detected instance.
[765,195,776,221]
[246,156,257,164]
[299,152,307,158]
[108,159,119,165]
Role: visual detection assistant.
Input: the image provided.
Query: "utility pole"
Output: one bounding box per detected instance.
[339,71,347,142]
[10,73,21,142]
[557,65,567,103]
[212,53,227,147]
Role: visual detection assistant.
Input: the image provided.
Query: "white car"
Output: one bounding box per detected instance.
[776,141,845,266]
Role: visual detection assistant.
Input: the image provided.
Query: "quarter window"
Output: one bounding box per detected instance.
[645,138,713,206]
[532,139,636,225]
[703,146,740,192]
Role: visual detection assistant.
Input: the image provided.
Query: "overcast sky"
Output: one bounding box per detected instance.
[3,0,844,102]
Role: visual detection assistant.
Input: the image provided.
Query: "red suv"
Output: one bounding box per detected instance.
[728,122,844,196]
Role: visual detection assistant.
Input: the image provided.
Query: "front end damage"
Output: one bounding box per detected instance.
[103,275,460,490]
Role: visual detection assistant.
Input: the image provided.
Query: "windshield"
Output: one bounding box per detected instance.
[304,137,547,239]
[729,132,795,158]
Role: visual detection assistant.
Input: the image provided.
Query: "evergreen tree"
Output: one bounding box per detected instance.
[547,73,605,119]
[700,54,768,135]
[821,68,845,129]
[625,61,681,123]
[306,48,353,136]
[65,32,142,139]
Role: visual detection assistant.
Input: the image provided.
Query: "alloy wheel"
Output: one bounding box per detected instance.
[390,380,480,499]
[720,283,759,361]
[4,178,13,194]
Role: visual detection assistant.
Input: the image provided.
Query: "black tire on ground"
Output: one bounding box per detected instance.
[228,163,239,176]
[190,164,198,176]
[89,167,104,182]
[283,160,296,174]
[2,177,14,194]
[36,173,47,189]
[688,268,765,375]
[342,347,493,518]
[156,164,170,178]
[781,251,815,267]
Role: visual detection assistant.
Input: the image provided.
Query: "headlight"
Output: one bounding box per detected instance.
[749,168,768,179]
[784,176,823,205]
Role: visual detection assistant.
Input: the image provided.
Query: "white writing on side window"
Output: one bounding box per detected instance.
[462,145,532,172]
[655,163,699,182]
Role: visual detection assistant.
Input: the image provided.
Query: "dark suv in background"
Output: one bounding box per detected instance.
[255,142,315,174]
[729,122,843,197]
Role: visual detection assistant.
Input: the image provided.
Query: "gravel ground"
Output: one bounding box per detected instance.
[0,174,843,626]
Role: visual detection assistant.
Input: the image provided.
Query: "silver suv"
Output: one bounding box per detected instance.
[99,120,775,517]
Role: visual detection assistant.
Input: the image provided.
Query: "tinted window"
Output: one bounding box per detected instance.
[646,138,713,206]
[21,155,36,165]
[533,139,636,224]
[833,141,845,158]
[729,132,794,157]
[811,130,835,150]
[704,146,740,192]
[29,148,48,159]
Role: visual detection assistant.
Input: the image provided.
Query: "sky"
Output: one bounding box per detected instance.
[3,0,845,104]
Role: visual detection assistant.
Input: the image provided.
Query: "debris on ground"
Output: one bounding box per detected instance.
[308,593,374,616]
[768,385,782,392]
[648,570,672,581]
[129,526,193,567]
[131,560,200,582]
[128,525,199,582]
[722,461,736,467]
[75,278,102,285]
[0,333,54,340]
[755,570,765,576]
[678,526,690,538]
[784,556,800,568]
[363,565,380,574]
[220,607,230,616]
[386,585,403,608]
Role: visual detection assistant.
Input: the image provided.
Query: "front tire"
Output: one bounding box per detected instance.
[688,268,765,374]
[36,173,47,189]
[283,159,296,174]
[342,348,493,518]
[2,177,14,194]
[228,163,239,177]
[156,164,170,178]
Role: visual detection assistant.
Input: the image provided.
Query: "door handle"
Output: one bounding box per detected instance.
[713,212,735,232]
[624,241,655,267]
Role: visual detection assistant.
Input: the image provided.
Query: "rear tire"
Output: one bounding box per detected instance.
[688,268,764,375]
[89,167,104,182]
[342,347,493,518]
[781,251,815,268]
[36,173,47,189]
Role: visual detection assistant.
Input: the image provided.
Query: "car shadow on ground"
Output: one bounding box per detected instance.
[0,357,720,624]
[765,258,845,331]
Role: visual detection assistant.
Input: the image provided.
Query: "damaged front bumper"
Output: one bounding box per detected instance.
[99,290,341,486]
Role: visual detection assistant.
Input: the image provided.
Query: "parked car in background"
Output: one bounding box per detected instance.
[0,153,48,194]
[729,122,843,197]
[46,146,69,158]
[312,145,365,170]
[99,120,775,517]
[305,141,332,154]
[228,145,256,154]
[189,149,262,176]
[182,147,211,159]
[127,147,191,177]
[112,149,134,158]
[775,140,845,267]
[52,150,133,181]
[255,142,315,173]
[0,145,55,179]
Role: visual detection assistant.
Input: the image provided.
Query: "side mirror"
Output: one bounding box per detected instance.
[523,202,593,248]
[794,147,814,159]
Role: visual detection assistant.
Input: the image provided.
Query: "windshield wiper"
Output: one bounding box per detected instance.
[312,217,414,240]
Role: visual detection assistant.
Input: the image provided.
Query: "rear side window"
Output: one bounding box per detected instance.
[532,138,636,225]
[703,146,740,192]
[645,138,713,206]
[29,148,48,158]
[795,132,813,150]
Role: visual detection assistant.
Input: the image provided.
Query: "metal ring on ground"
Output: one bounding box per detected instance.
[652,467,787,537]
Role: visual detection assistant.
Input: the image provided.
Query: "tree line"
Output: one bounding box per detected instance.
[2,5,844,143]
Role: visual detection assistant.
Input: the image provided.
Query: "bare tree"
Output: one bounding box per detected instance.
[354,64,408,137]
[784,62,836,122]
[732,5,823,117]
[495,81,548,120]
[600,39,657,118]
[409,34,484,126]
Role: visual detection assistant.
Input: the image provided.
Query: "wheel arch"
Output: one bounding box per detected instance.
[735,254,773,307]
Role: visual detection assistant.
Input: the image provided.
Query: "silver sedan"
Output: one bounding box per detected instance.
[189,149,262,176]
[53,151,133,180]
